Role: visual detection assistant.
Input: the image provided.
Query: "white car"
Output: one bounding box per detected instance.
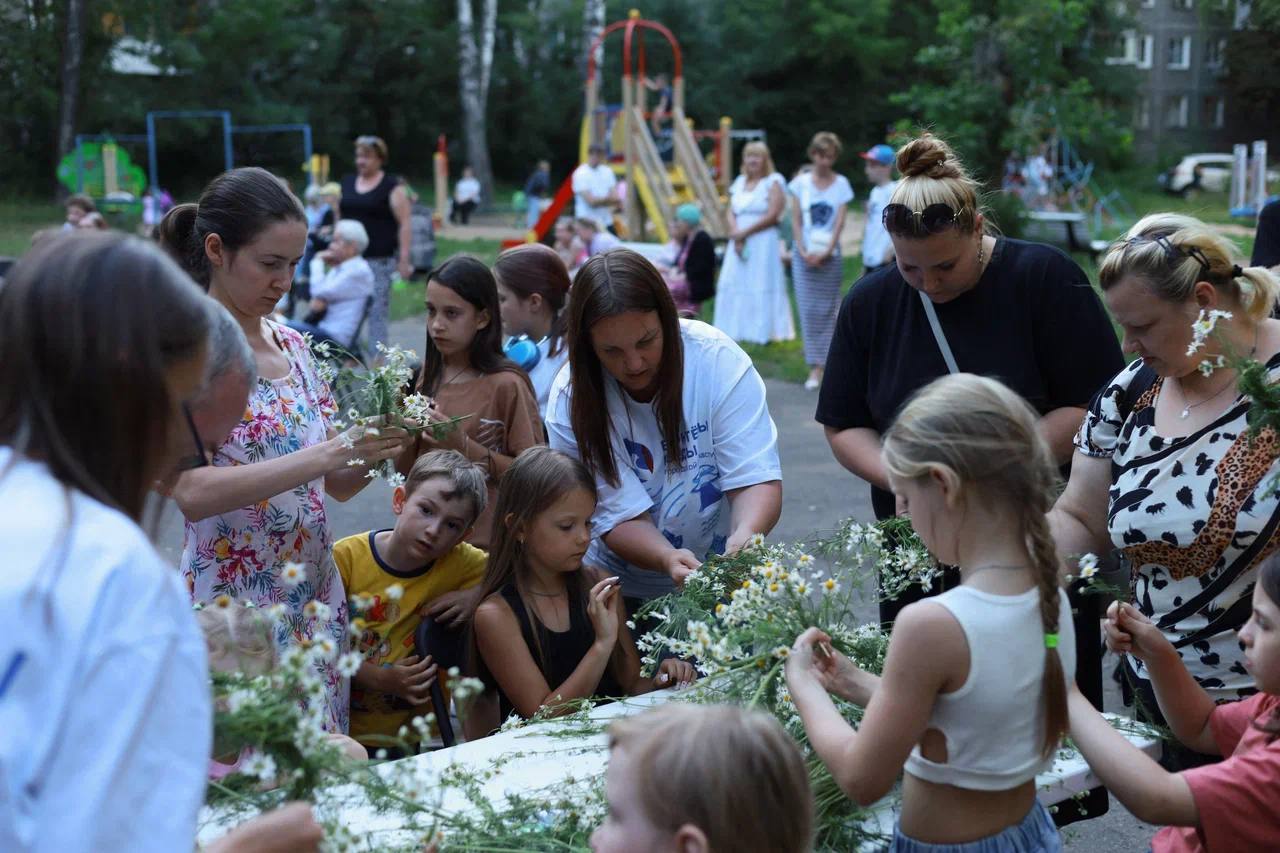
[1160,153,1279,195]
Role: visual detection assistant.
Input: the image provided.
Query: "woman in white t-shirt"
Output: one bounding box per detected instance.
[713,140,795,345]
[0,232,321,853]
[547,248,783,615]
[493,242,572,419]
[789,131,854,391]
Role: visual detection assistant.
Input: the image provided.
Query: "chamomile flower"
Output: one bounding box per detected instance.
[226,688,256,713]
[303,600,332,621]
[772,645,790,659]
[309,637,337,662]
[822,577,840,594]
[385,583,405,602]
[1078,553,1100,580]
[386,472,406,488]
[213,594,233,609]
[280,561,306,587]
[795,553,815,569]
[241,752,277,782]
[336,651,363,678]
[1187,309,1233,356]
[748,532,766,548]
[264,603,288,622]
[345,458,367,468]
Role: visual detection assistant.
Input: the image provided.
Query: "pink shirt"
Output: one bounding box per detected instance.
[1153,693,1280,853]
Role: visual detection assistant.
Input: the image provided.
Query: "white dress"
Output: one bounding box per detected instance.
[714,173,795,344]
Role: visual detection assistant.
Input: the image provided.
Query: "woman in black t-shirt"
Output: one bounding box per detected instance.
[340,135,414,351]
[816,134,1123,825]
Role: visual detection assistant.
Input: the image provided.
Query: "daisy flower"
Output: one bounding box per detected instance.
[336,651,363,678]
[1078,553,1100,580]
[241,752,277,782]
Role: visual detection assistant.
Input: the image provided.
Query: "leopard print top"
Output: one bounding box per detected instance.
[1076,357,1280,702]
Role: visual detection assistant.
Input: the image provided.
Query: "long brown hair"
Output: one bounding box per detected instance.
[419,254,530,395]
[492,242,571,358]
[469,447,599,675]
[0,231,210,522]
[882,373,1068,759]
[566,249,684,486]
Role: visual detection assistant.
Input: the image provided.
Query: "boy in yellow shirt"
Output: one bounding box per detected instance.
[334,450,488,751]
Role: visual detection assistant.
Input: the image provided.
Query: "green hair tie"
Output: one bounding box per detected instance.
[1044,633,1060,650]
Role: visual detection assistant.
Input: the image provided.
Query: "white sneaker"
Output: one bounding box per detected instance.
[804,376,821,391]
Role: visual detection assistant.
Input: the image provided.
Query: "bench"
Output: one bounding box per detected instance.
[1023,211,1110,260]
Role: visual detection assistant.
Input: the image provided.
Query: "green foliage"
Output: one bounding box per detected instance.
[5,0,1155,202]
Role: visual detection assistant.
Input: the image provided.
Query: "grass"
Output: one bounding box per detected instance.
[389,236,504,321]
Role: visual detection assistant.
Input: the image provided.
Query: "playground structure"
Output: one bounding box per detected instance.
[512,11,744,248]
[62,110,317,201]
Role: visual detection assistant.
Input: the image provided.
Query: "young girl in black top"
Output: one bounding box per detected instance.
[470,447,695,726]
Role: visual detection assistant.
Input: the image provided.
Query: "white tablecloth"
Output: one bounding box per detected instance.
[199,691,1161,849]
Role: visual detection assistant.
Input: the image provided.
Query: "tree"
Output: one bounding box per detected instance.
[457,0,497,202]
[54,0,88,197]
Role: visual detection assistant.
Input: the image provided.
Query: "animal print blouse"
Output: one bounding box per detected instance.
[1075,357,1280,702]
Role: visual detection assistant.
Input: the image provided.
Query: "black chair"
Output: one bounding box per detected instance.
[412,616,468,748]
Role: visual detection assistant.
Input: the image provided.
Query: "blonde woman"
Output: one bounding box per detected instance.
[1051,213,1280,771]
[789,131,854,390]
[713,140,795,345]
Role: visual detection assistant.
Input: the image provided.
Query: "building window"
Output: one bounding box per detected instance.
[1136,98,1151,129]
[1138,34,1154,68]
[1165,94,1190,128]
[1205,36,1226,69]
[1174,0,1194,9]
[1202,95,1225,128]
[1107,30,1138,65]
[1168,35,1191,69]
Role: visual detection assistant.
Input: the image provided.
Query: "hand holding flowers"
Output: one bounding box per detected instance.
[1103,600,1174,664]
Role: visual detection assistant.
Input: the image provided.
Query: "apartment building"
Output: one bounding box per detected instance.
[1107,0,1237,158]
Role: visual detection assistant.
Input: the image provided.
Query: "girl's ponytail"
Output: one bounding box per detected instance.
[1237,264,1280,323]
[1024,501,1070,759]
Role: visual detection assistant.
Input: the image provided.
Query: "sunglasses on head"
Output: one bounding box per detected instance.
[881,203,961,236]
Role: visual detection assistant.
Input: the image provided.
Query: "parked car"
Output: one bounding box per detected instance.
[1160,153,1280,195]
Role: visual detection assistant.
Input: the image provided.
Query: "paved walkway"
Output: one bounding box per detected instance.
[155,312,1156,851]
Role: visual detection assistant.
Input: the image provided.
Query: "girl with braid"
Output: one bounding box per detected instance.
[786,374,1073,852]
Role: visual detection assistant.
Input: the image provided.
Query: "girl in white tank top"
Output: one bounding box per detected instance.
[786,374,1072,852]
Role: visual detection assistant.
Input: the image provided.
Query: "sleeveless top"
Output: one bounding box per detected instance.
[340,173,399,258]
[487,581,624,721]
[903,585,1076,791]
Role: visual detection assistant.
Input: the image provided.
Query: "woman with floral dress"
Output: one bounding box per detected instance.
[162,168,411,732]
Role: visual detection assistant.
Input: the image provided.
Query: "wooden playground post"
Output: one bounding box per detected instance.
[719,116,732,195]
[103,143,119,196]
[433,134,448,230]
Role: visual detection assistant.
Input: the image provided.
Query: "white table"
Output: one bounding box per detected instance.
[199,692,1160,850]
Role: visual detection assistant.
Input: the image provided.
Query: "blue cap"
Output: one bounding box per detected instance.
[860,144,895,166]
[675,203,701,225]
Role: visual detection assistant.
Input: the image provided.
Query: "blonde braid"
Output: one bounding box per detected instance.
[1022,478,1069,759]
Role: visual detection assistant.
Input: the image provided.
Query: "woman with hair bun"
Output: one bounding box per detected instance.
[1052,212,1280,770]
[160,167,412,734]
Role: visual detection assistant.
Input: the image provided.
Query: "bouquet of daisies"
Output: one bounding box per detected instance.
[310,339,469,487]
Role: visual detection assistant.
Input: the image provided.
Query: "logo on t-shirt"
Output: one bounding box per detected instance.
[809,201,834,228]
[692,464,723,510]
[623,437,655,476]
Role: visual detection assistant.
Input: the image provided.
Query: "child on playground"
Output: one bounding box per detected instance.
[197,603,366,779]
[62,193,96,230]
[470,447,695,727]
[1065,552,1280,852]
[858,142,898,277]
[334,450,489,752]
[401,255,545,551]
[590,703,813,853]
[492,242,571,420]
[786,373,1074,851]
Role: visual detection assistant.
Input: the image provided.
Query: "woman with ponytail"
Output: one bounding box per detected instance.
[787,373,1072,852]
[1052,212,1280,770]
[492,242,571,419]
[160,167,412,734]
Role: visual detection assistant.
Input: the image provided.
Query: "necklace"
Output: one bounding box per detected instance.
[441,365,476,387]
[1175,325,1259,419]
[966,562,1025,574]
